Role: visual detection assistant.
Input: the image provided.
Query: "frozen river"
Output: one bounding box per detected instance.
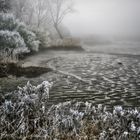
[1,44,140,109]
[44,51,140,108]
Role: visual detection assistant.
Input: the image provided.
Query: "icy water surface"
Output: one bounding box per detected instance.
[1,49,140,108]
[35,50,140,108]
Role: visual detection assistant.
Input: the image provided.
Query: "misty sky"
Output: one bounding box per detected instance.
[64,0,140,37]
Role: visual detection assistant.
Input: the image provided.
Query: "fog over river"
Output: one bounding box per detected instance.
[64,0,140,37]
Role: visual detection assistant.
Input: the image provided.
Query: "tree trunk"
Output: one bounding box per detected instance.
[54,24,63,39]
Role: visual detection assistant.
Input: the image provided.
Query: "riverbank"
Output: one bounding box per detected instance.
[0,62,52,78]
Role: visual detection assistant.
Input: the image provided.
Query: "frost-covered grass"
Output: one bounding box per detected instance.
[0,81,140,140]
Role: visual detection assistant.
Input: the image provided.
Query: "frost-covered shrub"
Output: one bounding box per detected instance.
[17,24,40,52]
[0,30,28,62]
[0,13,17,31]
[0,30,26,50]
[0,13,40,54]
[34,30,51,49]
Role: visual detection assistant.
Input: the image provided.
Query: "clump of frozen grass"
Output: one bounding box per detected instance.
[0,81,53,139]
[47,102,140,139]
[0,82,140,140]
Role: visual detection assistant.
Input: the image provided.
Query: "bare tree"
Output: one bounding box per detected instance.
[11,0,74,38]
[33,0,50,29]
[11,0,27,21]
[11,0,50,29]
[11,0,35,26]
[47,0,73,39]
